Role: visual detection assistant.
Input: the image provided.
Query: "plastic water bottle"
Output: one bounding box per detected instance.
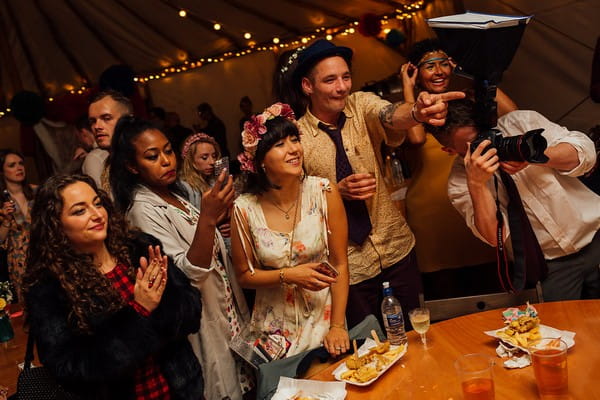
[381,281,407,345]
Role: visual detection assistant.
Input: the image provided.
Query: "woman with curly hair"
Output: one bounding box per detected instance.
[231,103,350,358]
[109,117,252,400]
[0,149,37,300]
[22,174,204,399]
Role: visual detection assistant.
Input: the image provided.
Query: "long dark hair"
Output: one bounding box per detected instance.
[22,175,133,333]
[109,116,186,213]
[274,49,309,118]
[242,116,303,195]
[0,149,34,200]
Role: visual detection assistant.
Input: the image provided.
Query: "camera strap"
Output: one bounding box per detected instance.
[494,171,549,293]
[493,175,516,293]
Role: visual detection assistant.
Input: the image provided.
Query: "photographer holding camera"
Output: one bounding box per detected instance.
[427,98,600,301]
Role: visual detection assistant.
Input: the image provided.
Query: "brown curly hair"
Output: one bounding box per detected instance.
[22,175,134,333]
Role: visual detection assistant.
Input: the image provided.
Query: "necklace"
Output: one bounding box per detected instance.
[267,192,298,220]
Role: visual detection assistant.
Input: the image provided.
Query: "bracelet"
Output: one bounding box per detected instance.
[330,322,347,330]
[411,103,424,124]
[279,268,286,285]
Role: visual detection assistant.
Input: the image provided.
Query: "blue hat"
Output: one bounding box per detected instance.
[293,39,353,83]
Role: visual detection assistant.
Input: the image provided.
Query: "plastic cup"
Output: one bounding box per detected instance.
[529,338,568,399]
[455,353,495,400]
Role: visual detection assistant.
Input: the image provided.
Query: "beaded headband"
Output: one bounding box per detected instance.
[238,102,297,173]
[280,46,305,75]
[181,132,217,159]
[417,50,450,68]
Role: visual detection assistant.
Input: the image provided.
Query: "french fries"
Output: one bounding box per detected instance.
[496,315,542,347]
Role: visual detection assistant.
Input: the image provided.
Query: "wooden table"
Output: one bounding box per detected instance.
[309,300,600,399]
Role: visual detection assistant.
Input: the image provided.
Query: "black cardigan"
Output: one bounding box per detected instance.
[25,232,204,400]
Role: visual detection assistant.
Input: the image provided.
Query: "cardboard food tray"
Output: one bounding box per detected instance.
[332,338,407,387]
[484,324,575,353]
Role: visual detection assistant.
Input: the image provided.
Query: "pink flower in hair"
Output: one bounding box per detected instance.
[237,151,256,173]
[265,103,283,117]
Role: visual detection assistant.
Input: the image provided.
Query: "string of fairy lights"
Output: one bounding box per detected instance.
[0,0,427,120]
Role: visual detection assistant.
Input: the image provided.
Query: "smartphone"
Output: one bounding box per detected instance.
[214,157,229,189]
[1,190,13,204]
[316,261,339,278]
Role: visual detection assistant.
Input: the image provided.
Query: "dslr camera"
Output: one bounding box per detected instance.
[470,127,549,163]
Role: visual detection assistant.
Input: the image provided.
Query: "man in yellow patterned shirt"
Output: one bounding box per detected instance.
[285,39,464,329]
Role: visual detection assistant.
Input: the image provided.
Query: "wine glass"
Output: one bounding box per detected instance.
[409,308,430,347]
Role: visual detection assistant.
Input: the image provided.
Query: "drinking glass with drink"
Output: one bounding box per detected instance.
[408,307,430,347]
[454,353,495,400]
[529,337,568,399]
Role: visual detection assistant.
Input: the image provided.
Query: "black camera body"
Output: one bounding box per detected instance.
[470,128,550,164]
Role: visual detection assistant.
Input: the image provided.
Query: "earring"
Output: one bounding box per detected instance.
[261,164,265,172]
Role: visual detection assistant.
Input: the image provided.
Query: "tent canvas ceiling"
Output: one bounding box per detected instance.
[0,0,404,102]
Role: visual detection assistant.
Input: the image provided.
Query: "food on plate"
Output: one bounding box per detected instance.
[340,343,406,383]
[368,329,390,354]
[288,391,316,400]
[496,315,542,347]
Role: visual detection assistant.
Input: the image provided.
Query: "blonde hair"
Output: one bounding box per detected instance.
[180,134,221,193]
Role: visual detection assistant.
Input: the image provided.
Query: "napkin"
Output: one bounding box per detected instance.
[271,376,346,400]
[496,342,531,368]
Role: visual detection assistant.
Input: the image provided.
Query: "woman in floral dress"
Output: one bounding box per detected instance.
[0,150,36,300]
[231,103,350,357]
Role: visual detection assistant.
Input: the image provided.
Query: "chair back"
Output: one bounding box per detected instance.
[420,282,543,322]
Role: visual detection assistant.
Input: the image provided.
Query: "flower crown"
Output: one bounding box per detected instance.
[181,132,216,159]
[238,102,297,173]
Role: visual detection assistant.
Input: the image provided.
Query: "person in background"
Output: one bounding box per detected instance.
[231,103,350,357]
[195,102,230,158]
[179,133,232,240]
[164,111,193,157]
[72,115,97,162]
[148,106,166,130]
[427,99,600,301]
[399,38,518,299]
[0,150,36,301]
[276,39,464,330]
[109,117,253,400]
[84,90,133,189]
[22,174,203,399]
[238,96,254,132]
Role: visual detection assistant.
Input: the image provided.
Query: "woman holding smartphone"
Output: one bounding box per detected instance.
[0,150,37,300]
[109,117,253,400]
[179,133,232,239]
[231,103,350,358]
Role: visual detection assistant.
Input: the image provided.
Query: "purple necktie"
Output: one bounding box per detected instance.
[499,170,548,290]
[318,113,372,245]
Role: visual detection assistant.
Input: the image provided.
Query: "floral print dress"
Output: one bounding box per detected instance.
[1,192,34,301]
[233,176,333,357]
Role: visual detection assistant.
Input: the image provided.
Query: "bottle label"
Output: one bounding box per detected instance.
[386,313,404,327]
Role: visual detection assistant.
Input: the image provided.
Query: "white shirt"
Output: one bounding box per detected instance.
[449,110,600,260]
[81,148,109,188]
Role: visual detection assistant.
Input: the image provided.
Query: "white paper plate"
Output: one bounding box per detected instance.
[332,338,407,387]
[271,377,346,400]
[484,324,576,353]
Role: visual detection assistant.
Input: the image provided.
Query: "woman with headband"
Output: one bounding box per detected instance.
[180,133,233,240]
[400,38,516,298]
[231,103,350,358]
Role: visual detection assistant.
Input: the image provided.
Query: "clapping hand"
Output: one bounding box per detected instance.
[134,245,168,313]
